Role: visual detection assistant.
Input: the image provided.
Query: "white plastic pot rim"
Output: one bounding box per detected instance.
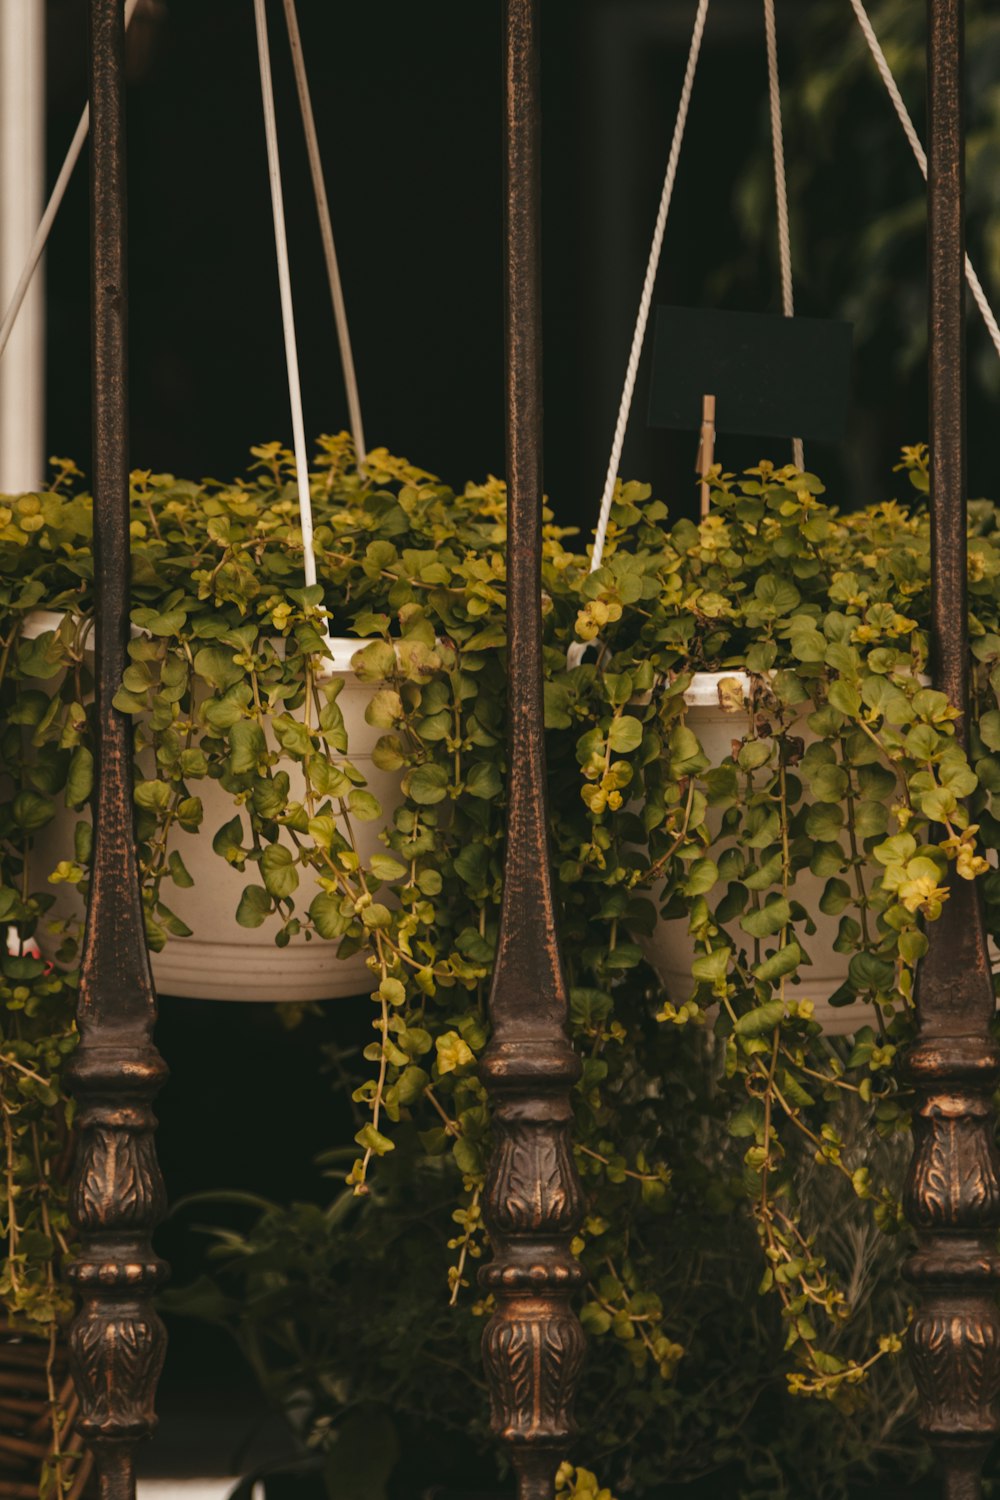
[18,609,367,679]
[676,668,928,710]
[680,670,753,709]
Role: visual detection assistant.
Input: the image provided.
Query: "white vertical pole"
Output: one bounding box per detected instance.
[0,0,45,494]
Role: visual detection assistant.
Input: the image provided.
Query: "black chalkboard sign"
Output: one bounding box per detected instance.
[647,305,853,442]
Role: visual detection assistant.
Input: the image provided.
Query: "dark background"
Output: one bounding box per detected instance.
[43,0,1000,530]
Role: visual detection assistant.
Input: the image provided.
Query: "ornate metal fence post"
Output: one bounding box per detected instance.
[904,3,1000,1497]
[479,3,586,1497]
[66,4,168,1497]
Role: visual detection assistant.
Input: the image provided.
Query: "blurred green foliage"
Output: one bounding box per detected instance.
[720,0,1000,489]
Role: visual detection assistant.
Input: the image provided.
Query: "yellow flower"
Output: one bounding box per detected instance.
[956,845,989,881]
[898,872,950,917]
[435,1031,475,1076]
[575,599,607,641]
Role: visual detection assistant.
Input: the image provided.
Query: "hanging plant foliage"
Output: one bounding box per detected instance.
[3,438,1000,1491]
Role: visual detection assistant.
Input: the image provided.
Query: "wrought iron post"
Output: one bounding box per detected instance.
[66,4,168,1498]
[480,3,586,1497]
[904,3,1000,1497]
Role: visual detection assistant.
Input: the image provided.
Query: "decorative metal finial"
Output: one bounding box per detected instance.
[480,4,586,1497]
[905,4,1000,1497]
[67,6,168,1497]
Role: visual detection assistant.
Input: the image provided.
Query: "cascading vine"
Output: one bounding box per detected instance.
[8,442,1000,1492]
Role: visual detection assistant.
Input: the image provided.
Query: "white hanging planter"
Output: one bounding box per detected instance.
[635,672,874,1038]
[26,613,404,1003]
[146,648,401,1004]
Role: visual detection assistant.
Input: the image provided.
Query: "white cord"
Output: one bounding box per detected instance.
[253,0,316,589]
[0,0,141,367]
[764,0,793,329]
[763,0,804,472]
[848,0,1000,362]
[591,0,710,578]
[567,0,709,669]
[587,0,710,576]
[281,0,366,464]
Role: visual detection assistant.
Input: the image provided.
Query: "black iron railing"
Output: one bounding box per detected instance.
[66,5,167,1500]
[66,2,1000,1498]
[902,5,1000,1499]
[479,4,586,1497]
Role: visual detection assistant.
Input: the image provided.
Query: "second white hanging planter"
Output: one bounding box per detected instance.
[635,672,874,1038]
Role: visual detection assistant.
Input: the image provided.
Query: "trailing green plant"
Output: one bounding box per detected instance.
[164,1047,927,1500]
[3,437,1000,1493]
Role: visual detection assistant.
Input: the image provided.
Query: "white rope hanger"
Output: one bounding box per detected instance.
[581,0,806,594]
[281,0,366,464]
[565,0,709,670]
[589,0,710,582]
[253,0,317,589]
[255,0,373,597]
[0,0,362,603]
[569,0,1000,668]
[0,0,142,367]
[848,0,1000,362]
[763,0,804,472]
[583,0,808,610]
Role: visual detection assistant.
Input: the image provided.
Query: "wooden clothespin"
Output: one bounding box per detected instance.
[696,393,716,519]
